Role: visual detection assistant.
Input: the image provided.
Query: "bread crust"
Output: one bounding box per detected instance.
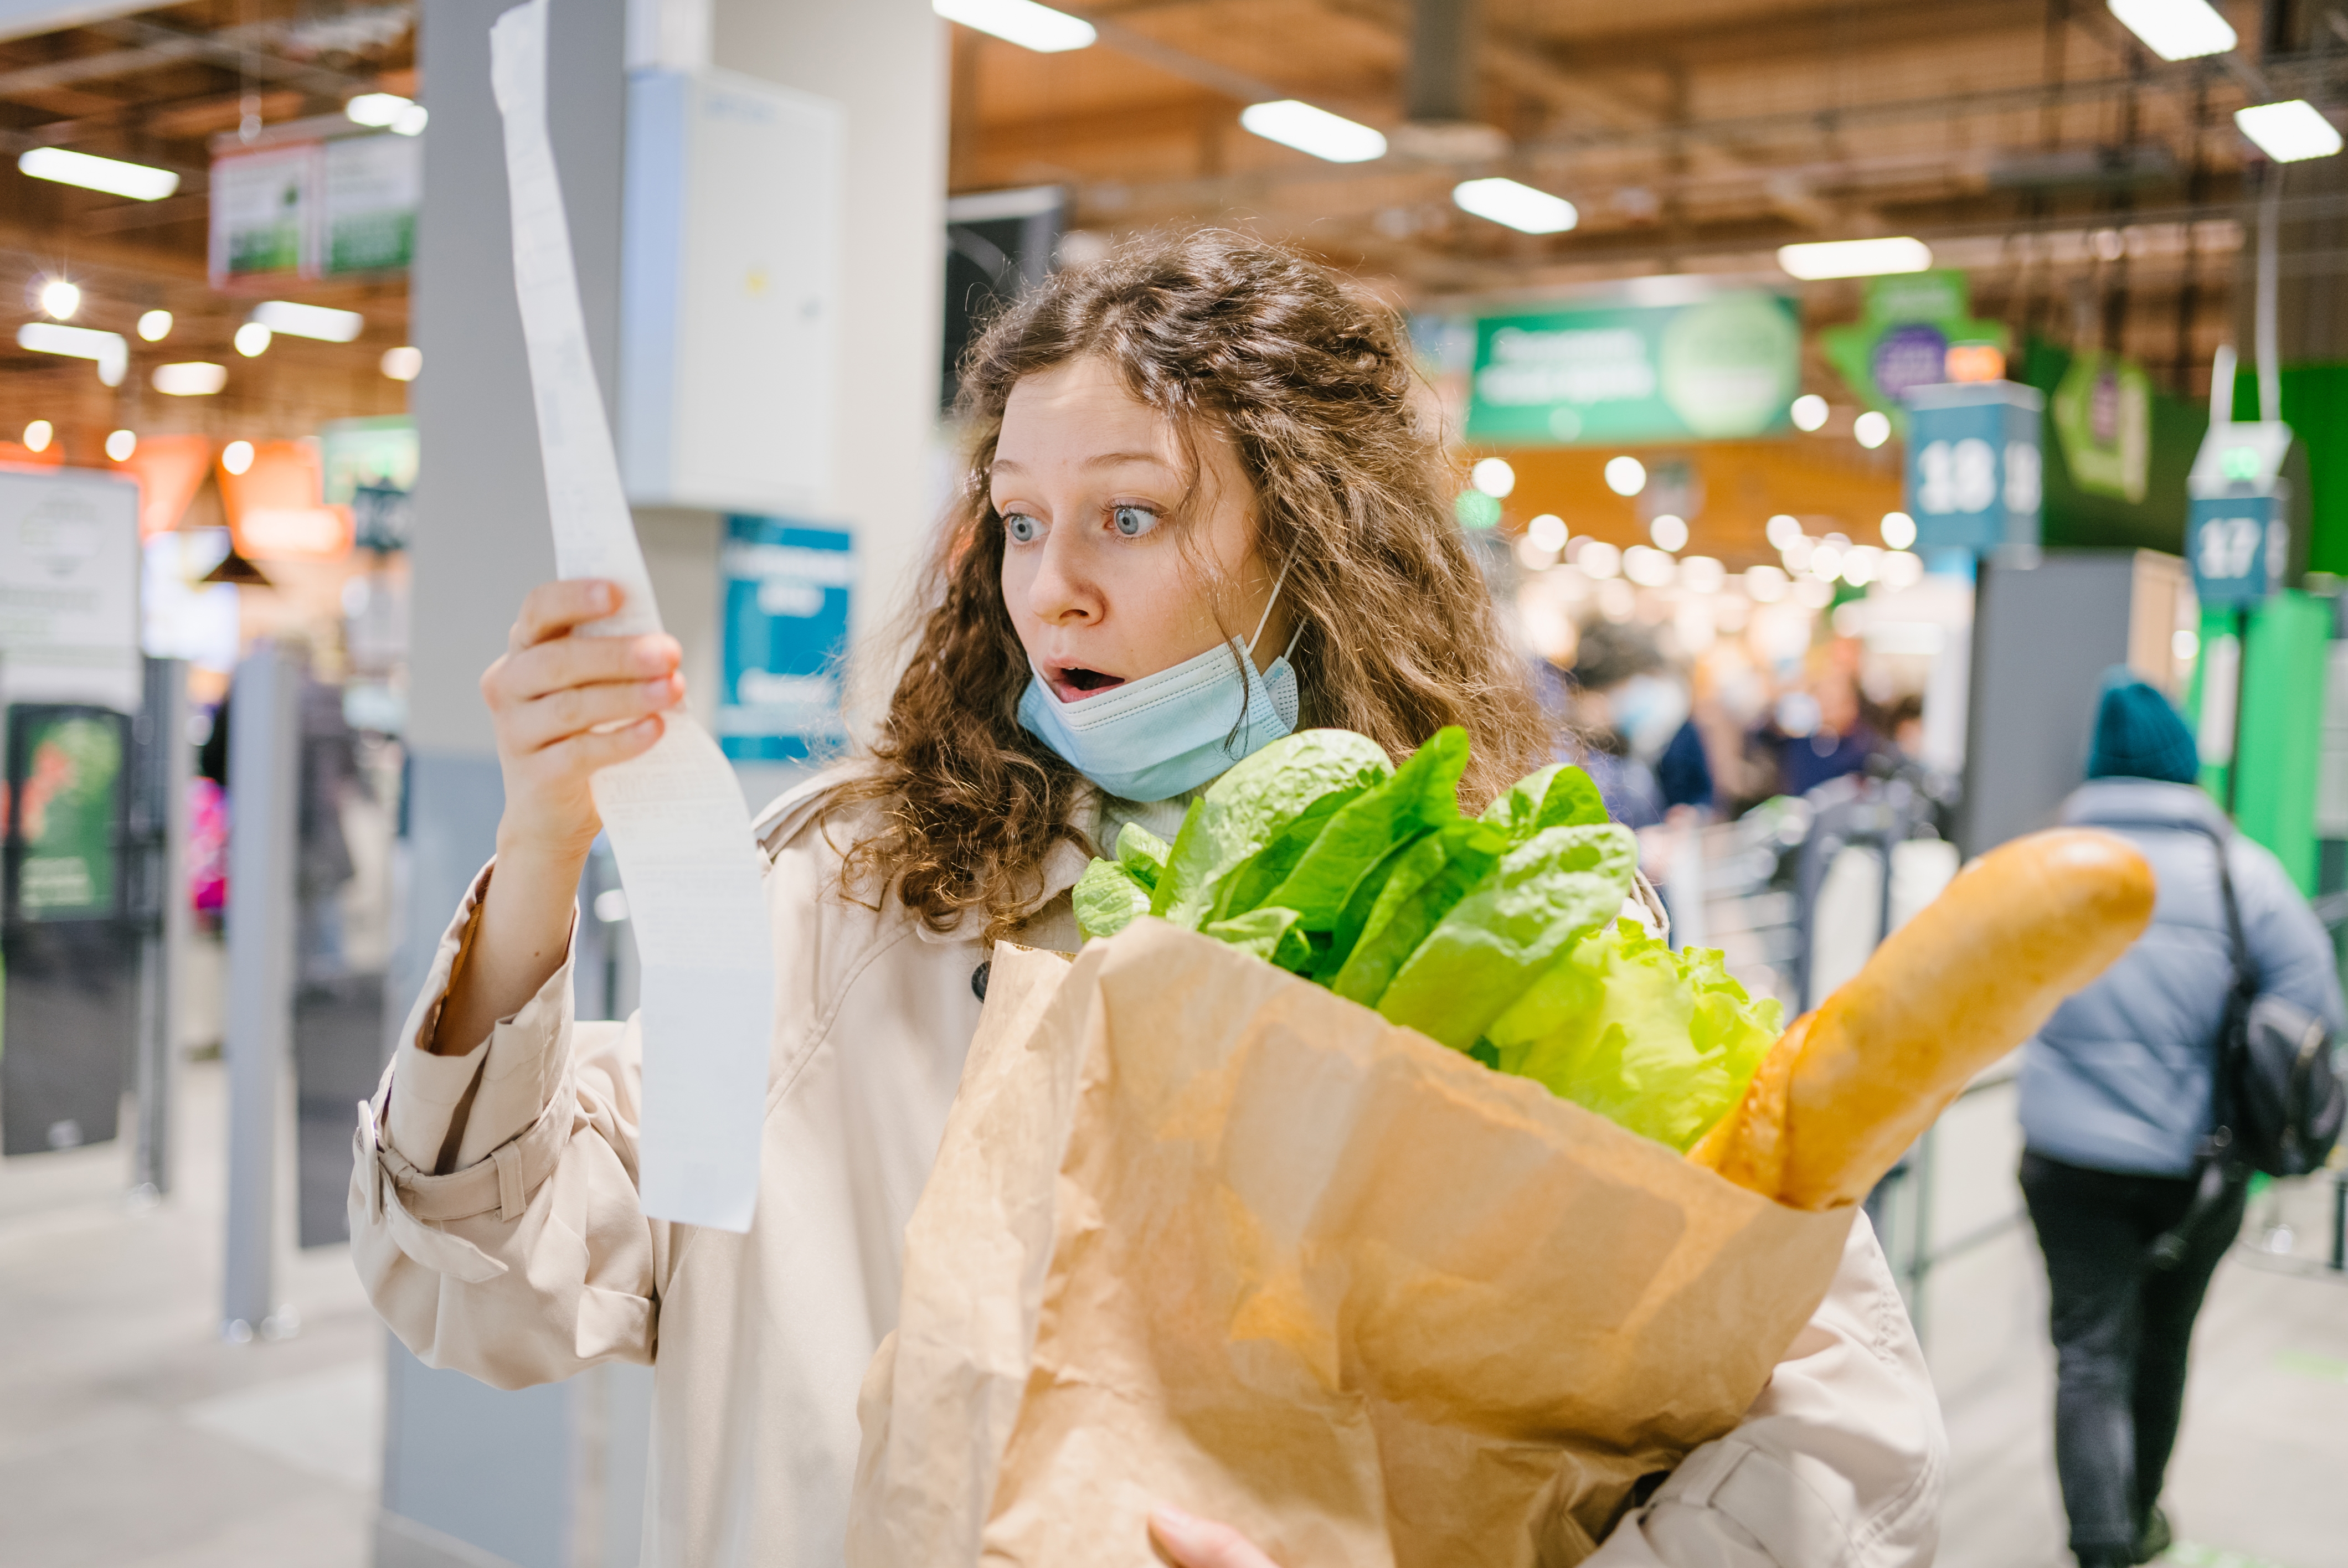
[1691,828,2156,1210]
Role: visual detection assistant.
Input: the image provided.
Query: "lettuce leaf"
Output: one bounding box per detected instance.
[1202,905,1312,971]
[1074,857,1153,941]
[1482,920,1784,1152]
[1260,726,1469,930]
[1479,762,1608,844]
[1374,822,1638,1050]
[1153,730,1394,929]
[1115,822,1170,890]
[1208,784,1373,924]
[1329,818,1504,1005]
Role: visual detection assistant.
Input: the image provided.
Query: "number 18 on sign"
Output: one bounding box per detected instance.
[1901,380,2045,554]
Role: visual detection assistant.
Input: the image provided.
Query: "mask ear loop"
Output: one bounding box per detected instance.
[1246,560,1294,659]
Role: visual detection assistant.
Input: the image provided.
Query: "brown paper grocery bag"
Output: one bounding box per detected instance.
[849,920,1854,1568]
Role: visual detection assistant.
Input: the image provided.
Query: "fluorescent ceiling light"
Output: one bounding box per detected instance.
[1239,100,1387,163]
[931,0,1095,51]
[252,300,364,342]
[1777,236,1933,280]
[153,362,228,396]
[347,92,410,126]
[17,146,179,201]
[1452,177,1578,234]
[2106,0,2236,60]
[2235,100,2344,163]
[18,321,126,385]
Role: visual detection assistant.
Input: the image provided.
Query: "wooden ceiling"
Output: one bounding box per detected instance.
[0,0,414,463]
[949,0,2341,396]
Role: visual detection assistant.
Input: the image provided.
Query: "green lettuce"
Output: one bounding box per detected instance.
[1481,920,1784,1152]
[1479,762,1608,844]
[1074,857,1152,940]
[1261,727,1469,930]
[1153,730,1393,929]
[1374,822,1638,1050]
[1116,822,1170,890]
[1329,818,1504,1005]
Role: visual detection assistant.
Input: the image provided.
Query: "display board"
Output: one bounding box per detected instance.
[1463,291,1801,444]
[0,469,143,716]
[1,704,138,1156]
[715,516,852,761]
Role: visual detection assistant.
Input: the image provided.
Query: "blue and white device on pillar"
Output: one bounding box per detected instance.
[2185,419,2293,607]
[1902,380,2045,554]
[718,516,853,761]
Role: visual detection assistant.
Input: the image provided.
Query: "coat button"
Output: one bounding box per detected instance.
[971,961,991,1001]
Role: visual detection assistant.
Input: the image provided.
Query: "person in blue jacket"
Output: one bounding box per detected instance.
[2017,670,2344,1568]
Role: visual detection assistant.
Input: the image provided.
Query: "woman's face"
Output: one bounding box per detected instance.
[994,355,1286,705]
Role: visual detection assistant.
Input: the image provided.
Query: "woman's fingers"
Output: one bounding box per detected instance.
[509,578,621,650]
[528,714,665,780]
[1146,1507,1279,1568]
[504,673,682,754]
[489,630,679,708]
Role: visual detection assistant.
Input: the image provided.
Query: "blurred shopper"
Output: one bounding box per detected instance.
[2017,672,2343,1568]
[352,233,1943,1568]
[1564,621,1712,826]
[1758,659,1880,798]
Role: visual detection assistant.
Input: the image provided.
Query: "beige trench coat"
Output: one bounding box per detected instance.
[351,771,1947,1567]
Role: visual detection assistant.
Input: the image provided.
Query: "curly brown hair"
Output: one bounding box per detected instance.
[827,229,1552,941]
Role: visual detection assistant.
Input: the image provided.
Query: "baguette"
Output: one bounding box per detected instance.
[1690,828,2156,1210]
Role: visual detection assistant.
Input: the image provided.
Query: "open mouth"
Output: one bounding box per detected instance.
[1049,666,1127,703]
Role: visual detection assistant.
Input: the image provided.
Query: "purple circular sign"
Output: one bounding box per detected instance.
[1871,322,1949,404]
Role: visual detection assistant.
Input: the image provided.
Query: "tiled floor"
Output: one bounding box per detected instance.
[3,1055,2342,1568]
[0,1058,379,1568]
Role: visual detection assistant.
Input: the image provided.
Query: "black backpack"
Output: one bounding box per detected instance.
[2151,825,2346,1268]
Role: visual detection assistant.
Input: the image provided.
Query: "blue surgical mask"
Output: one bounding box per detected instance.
[1018,580,1303,801]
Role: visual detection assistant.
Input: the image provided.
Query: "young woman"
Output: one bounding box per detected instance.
[354,231,1944,1567]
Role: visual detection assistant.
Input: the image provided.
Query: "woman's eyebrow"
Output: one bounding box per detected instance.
[988,452,1176,477]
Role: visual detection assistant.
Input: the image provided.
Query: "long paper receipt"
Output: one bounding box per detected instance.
[491,0,775,1232]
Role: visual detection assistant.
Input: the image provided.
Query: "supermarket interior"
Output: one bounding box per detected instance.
[1,1,2345,1566]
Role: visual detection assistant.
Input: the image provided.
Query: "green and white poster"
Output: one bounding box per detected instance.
[1465,292,1801,444]
[208,144,316,284]
[322,133,421,276]
[2051,350,2153,504]
[9,709,123,921]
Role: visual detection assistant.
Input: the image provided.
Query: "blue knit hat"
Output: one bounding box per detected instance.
[2087,668,2199,785]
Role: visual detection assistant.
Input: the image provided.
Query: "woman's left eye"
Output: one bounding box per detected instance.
[1110,504,1159,538]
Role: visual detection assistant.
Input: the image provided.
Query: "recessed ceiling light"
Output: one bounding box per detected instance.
[2106,0,2237,60]
[153,362,228,397]
[2235,100,2344,163]
[1452,177,1578,235]
[252,300,364,342]
[1239,101,1387,164]
[17,146,179,201]
[18,321,126,385]
[931,0,1095,52]
[1777,236,1933,280]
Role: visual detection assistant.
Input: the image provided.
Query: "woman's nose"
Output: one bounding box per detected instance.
[1025,531,1101,627]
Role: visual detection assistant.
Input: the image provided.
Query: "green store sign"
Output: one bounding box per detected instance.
[1464,292,1801,445]
[1821,270,2009,421]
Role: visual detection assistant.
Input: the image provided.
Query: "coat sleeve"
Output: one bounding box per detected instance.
[1583,1214,1945,1568]
[2235,840,2346,1031]
[348,862,665,1390]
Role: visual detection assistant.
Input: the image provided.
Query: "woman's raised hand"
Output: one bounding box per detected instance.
[1147,1507,1280,1568]
[428,580,681,1057]
[482,579,682,861]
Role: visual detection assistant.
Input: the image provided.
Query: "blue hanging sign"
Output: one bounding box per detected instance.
[717,516,853,761]
[1902,380,2044,554]
[2187,495,2285,607]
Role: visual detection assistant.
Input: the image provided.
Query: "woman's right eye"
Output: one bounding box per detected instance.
[1003,512,1042,544]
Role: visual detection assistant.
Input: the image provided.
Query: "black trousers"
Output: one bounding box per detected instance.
[2019,1151,2244,1561]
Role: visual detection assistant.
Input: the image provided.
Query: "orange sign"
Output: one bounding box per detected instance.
[218,439,352,560]
[114,434,216,538]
